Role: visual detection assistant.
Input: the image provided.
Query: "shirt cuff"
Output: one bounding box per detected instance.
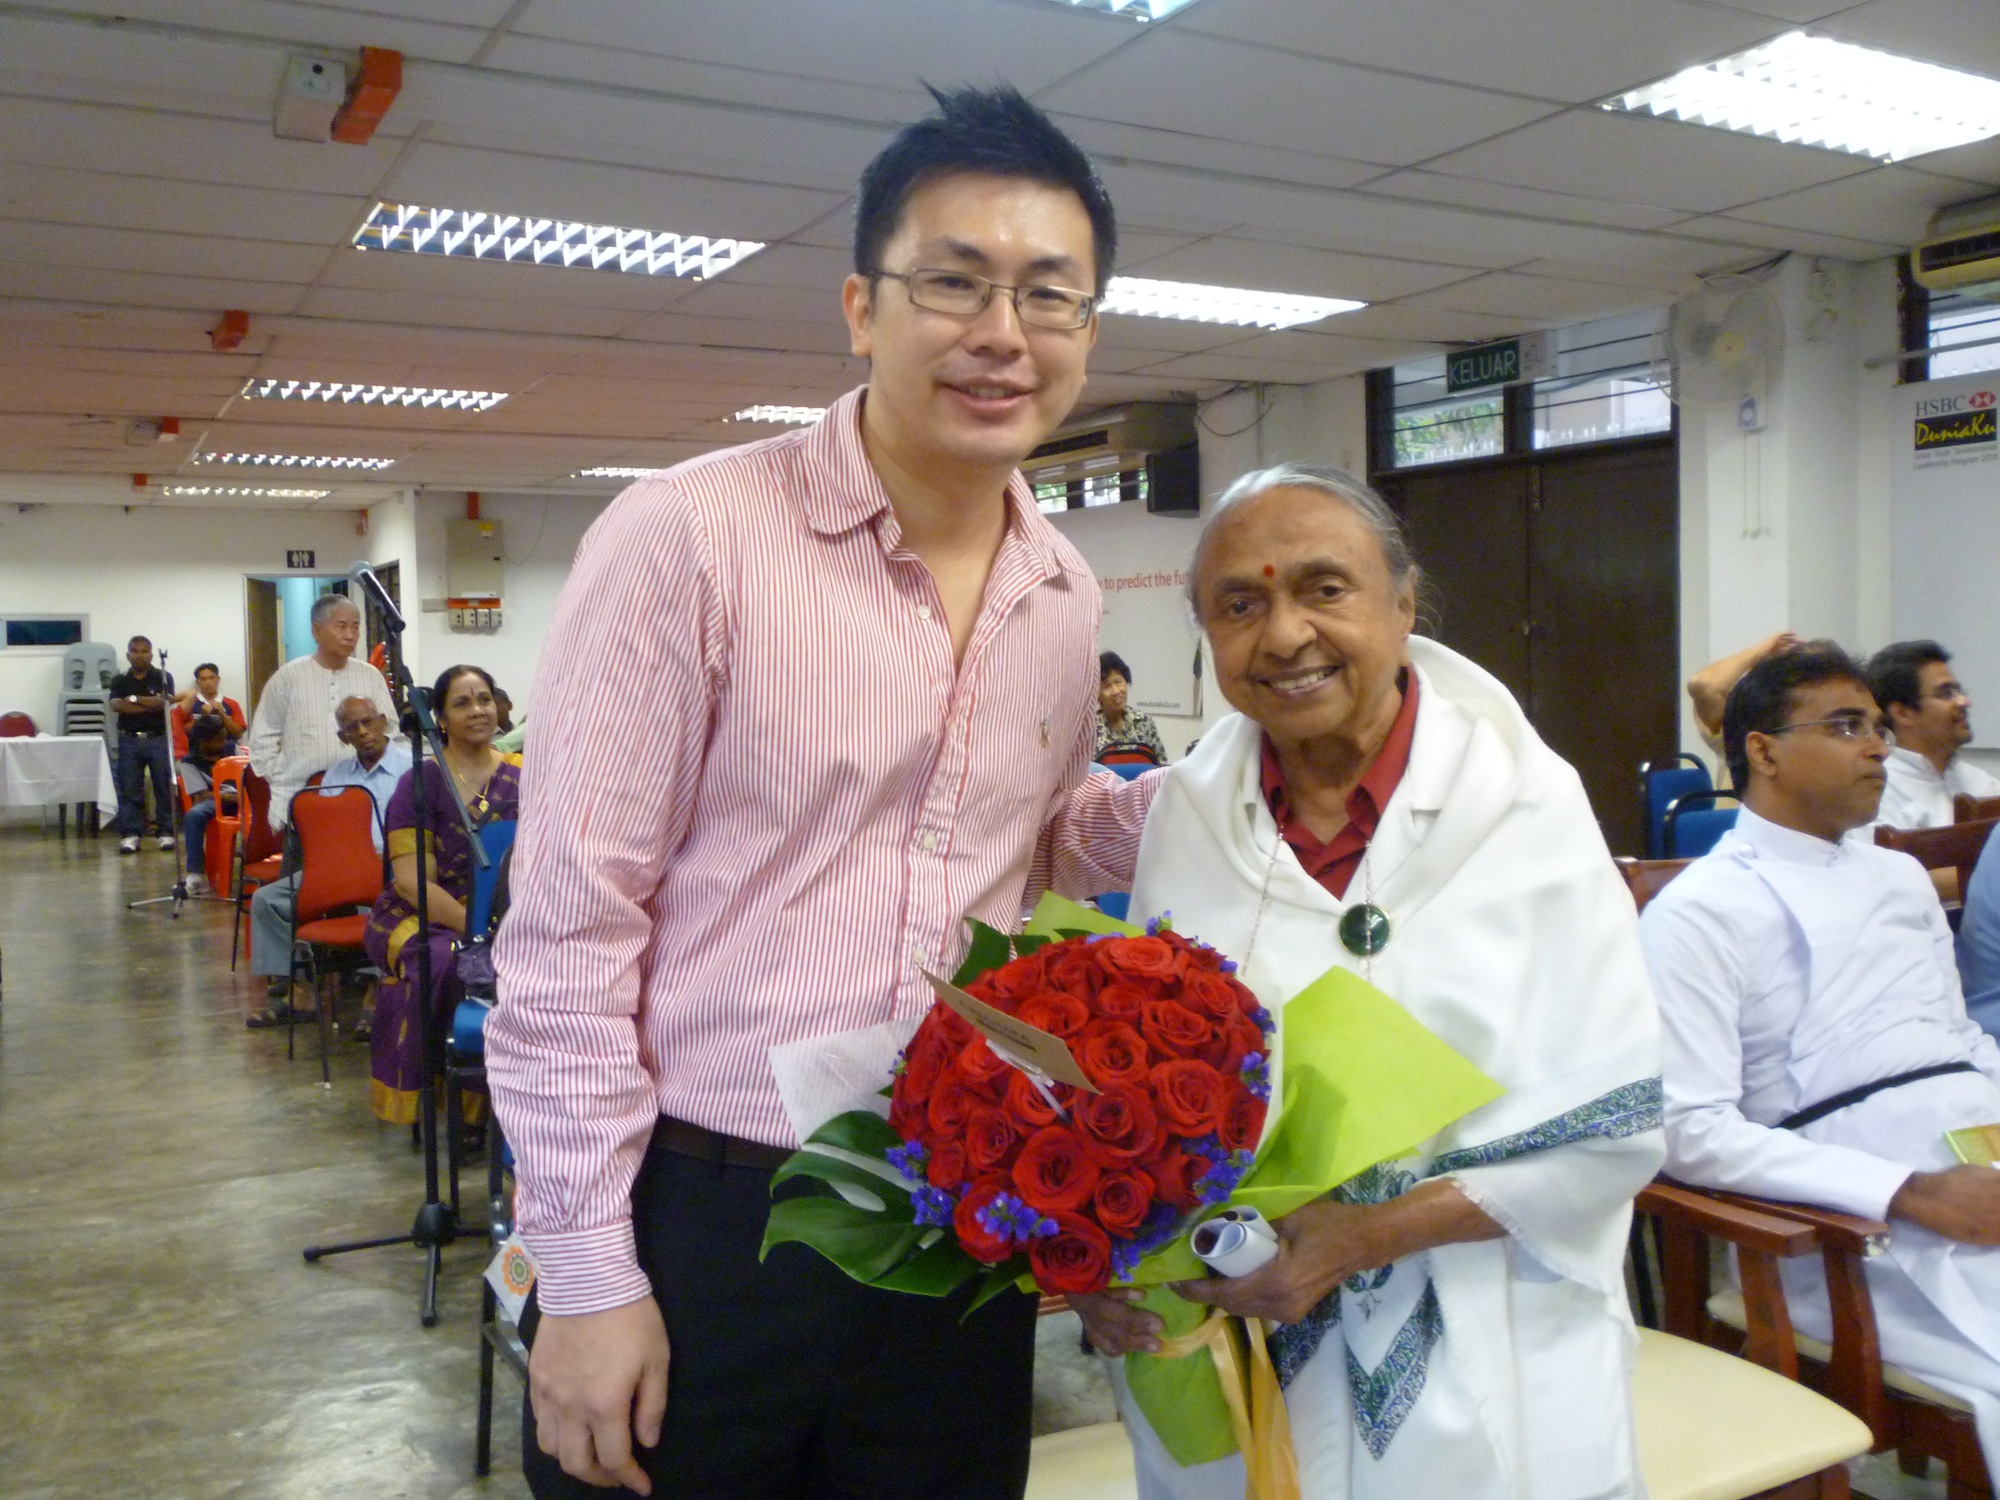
[520,1219,655,1316]
[1813,1148,1915,1222]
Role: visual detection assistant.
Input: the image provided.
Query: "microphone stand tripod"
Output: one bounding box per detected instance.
[129,648,229,918]
[302,633,488,1327]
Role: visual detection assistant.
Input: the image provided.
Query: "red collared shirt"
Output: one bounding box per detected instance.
[1260,672,1419,899]
[488,387,1159,1314]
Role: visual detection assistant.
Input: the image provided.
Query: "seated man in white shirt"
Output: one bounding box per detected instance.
[1868,638,2000,829]
[1641,643,2000,1473]
[246,696,410,1029]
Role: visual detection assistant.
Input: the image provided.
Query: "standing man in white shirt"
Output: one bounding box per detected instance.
[1641,643,2000,1474]
[1868,638,2000,829]
[242,593,396,832]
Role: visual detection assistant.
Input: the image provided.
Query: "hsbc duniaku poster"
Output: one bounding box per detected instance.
[1892,374,2000,743]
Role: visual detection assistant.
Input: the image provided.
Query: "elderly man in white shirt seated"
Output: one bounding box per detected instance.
[1641,642,2000,1474]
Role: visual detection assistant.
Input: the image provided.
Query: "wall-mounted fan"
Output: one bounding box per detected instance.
[1655,273,1784,429]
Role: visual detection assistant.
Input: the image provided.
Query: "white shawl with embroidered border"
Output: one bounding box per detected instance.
[1111,637,1664,1500]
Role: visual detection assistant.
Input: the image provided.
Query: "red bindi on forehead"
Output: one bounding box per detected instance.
[1262,564,1275,577]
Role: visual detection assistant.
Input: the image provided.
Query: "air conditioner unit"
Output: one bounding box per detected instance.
[1023,402,1196,486]
[1913,195,2000,298]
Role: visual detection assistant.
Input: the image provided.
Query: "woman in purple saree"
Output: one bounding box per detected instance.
[364,663,522,1124]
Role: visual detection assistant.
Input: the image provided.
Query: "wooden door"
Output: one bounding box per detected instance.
[244,579,278,720]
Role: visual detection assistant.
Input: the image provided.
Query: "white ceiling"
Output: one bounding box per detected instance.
[0,0,1995,506]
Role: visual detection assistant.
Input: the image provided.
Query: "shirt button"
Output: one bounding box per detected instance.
[911,944,928,966]
[916,605,933,621]
[919,829,938,852]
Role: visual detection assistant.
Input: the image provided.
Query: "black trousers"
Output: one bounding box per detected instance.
[115,733,175,837]
[522,1134,1039,1500]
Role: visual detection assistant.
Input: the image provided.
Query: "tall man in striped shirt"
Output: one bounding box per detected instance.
[490,87,1156,1499]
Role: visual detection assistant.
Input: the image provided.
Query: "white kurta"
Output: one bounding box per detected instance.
[1112,638,1665,1500]
[1641,805,2000,1469]
[1876,746,2000,830]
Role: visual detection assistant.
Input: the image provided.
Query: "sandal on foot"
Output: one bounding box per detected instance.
[350,1018,371,1042]
[245,1005,296,1030]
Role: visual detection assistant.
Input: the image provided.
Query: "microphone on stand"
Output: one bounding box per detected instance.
[348,559,406,633]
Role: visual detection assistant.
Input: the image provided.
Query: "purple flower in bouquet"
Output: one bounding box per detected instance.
[885,1138,929,1184]
[1240,1051,1271,1102]
[911,1185,956,1229]
[975,1190,1060,1247]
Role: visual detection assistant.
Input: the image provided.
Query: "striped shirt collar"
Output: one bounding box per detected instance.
[798,386,1070,581]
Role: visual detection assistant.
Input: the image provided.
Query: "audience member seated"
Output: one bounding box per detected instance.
[1957,826,2000,1041]
[170,662,245,759]
[177,714,234,895]
[1868,638,2000,829]
[245,697,410,1029]
[1093,649,1167,765]
[109,633,176,855]
[362,665,520,1123]
[1686,631,1799,779]
[1640,643,2000,1472]
[242,594,395,834]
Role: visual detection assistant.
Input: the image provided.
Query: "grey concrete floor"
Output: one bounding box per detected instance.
[0,826,1112,1499]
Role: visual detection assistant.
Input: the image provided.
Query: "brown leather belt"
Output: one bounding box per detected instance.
[650,1115,792,1172]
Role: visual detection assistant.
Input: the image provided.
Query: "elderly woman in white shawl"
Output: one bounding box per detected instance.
[1071,466,1665,1500]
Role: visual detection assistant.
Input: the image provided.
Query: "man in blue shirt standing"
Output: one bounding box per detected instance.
[246,695,410,1029]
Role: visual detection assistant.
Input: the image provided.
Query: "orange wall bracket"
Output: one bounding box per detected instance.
[331,47,401,144]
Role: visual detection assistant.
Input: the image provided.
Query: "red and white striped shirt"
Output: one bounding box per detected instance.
[488,388,1160,1314]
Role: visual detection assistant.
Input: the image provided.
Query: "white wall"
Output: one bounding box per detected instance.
[396,490,609,713]
[0,502,374,728]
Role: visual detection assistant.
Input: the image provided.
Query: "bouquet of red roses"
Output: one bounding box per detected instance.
[761,911,1272,1307]
[885,921,1274,1296]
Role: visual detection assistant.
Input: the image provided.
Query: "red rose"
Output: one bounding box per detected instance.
[1181,969,1241,1021]
[1093,1170,1155,1236]
[899,1025,954,1102]
[1078,1020,1151,1090]
[1076,1083,1160,1165]
[1096,981,1148,1021]
[1152,1058,1227,1135]
[1183,938,1227,973]
[1140,998,1213,1060]
[1218,1011,1266,1074]
[927,1073,979,1136]
[1141,1145,1204,1211]
[932,1004,977,1049]
[986,954,1049,1006]
[954,1177,1017,1263]
[1019,991,1091,1038]
[1099,936,1182,980]
[1030,1210,1113,1295]
[1004,1071,1064,1129]
[1012,1126,1101,1213]
[1047,948,1104,1000]
[888,1091,927,1143]
[966,1104,1020,1172]
[927,1138,967,1190]
[1227,976,1263,1018]
[1219,1093,1267,1154]
[958,1038,1013,1095]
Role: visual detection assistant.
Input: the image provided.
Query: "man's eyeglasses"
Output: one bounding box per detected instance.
[1928,681,1969,704]
[337,716,385,740]
[874,268,1095,330]
[1765,713,1891,744]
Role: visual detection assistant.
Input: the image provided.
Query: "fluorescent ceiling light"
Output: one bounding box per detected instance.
[1035,0,1204,19]
[354,201,766,280]
[729,405,826,424]
[192,451,394,470]
[1100,276,1364,330]
[241,379,506,412]
[576,466,657,479]
[1603,30,2000,162]
[162,485,330,499]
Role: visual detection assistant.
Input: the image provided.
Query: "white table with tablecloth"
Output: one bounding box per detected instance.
[0,734,118,826]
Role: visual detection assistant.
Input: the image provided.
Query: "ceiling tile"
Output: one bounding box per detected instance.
[1127,350,1370,384]
[1666,215,1904,261]
[1052,115,1385,194]
[1359,168,1688,231]
[1509,258,1704,293]
[1179,0,1786,103]
[1727,165,1992,245]
[0,164,367,246]
[0,221,329,284]
[1425,109,1874,214]
[514,0,1136,94]
[1815,0,2000,79]
[1036,31,1557,167]
[290,285,641,338]
[0,260,308,315]
[1328,303,1543,345]
[318,243,711,313]
[1117,235,1483,301]
[1703,0,1864,19]
[1400,270,1672,323]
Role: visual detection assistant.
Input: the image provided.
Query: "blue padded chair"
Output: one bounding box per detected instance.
[445,819,517,1214]
[1642,755,1713,859]
[1096,891,1132,922]
[1664,790,1739,859]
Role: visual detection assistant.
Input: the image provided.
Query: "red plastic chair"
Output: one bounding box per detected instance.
[1098,746,1160,767]
[284,786,384,1084]
[204,755,248,893]
[0,711,35,737]
[230,767,285,971]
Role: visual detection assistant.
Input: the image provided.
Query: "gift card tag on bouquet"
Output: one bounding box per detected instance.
[484,1232,538,1324]
[921,970,1098,1095]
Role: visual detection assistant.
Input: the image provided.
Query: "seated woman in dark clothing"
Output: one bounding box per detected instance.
[1094,649,1168,765]
[363,663,522,1124]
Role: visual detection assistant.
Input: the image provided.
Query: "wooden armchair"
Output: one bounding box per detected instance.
[1639,1178,1991,1499]
[1956,795,2000,824]
[1874,816,1998,901]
